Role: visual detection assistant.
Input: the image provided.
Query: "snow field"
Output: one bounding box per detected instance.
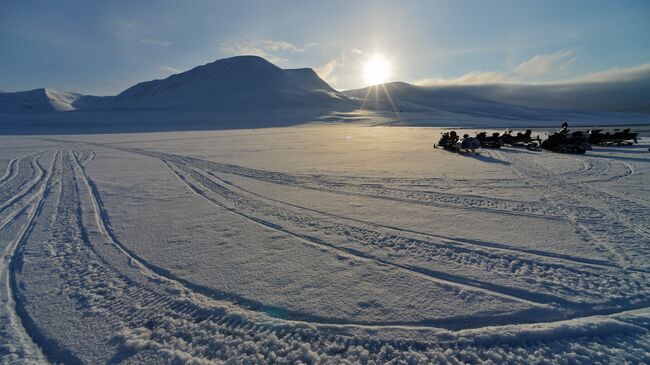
[0,126,649,363]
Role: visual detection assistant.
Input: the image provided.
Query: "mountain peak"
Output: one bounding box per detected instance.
[109,55,347,110]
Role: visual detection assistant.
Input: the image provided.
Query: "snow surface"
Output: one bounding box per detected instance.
[1,125,649,363]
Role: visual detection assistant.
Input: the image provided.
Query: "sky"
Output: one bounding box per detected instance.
[1,0,649,95]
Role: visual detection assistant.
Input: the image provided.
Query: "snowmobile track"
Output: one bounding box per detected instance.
[3,141,648,363]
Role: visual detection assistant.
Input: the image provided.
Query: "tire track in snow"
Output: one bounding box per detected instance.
[170,159,650,312]
[107,145,564,222]
[495,150,650,271]
[0,151,51,215]
[1,151,57,364]
[0,155,23,186]
[171,159,633,314]
[79,143,648,311]
[11,142,649,363]
[207,168,617,269]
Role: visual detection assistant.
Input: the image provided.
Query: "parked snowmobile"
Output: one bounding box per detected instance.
[475,132,503,148]
[542,129,591,154]
[435,131,480,154]
[457,134,480,153]
[500,129,542,151]
[434,131,459,151]
[588,128,639,146]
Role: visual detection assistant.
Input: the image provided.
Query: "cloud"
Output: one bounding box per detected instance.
[565,63,650,83]
[113,19,136,31]
[414,71,510,86]
[315,58,341,85]
[314,48,367,89]
[414,50,582,86]
[513,49,576,78]
[220,39,304,65]
[411,62,650,113]
[141,38,172,47]
[258,40,303,53]
[158,65,182,74]
[415,60,650,88]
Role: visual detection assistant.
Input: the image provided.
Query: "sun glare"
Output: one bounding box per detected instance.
[363,55,390,85]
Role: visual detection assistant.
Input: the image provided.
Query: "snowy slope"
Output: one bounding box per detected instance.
[0,88,87,113]
[108,55,353,110]
[345,82,625,121]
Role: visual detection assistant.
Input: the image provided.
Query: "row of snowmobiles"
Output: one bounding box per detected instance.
[434,124,639,155]
[435,129,543,154]
[587,128,638,146]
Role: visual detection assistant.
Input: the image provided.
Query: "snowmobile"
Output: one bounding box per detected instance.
[541,130,591,154]
[434,132,480,154]
[588,128,639,146]
[475,132,503,148]
[457,134,481,153]
[434,131,460,151]
[500,129,542,151]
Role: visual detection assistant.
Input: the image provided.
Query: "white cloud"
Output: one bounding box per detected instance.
[141,38,172,47]
[158,65,182,74]
[220,39,304,65]
[414,60,650,88]
[314,48,367,89]
[258,40,303,53]
[564,63,650,83]
[513,49,576,78]
[114,19,136,30]
[414,49,621,86]
[414,71,510,86]
[315,58,341,85]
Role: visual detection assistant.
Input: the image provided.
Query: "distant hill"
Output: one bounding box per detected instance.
[0,88,103,113]
[344,82,565,121]
[0,56,647,132]
[108,56,353,110]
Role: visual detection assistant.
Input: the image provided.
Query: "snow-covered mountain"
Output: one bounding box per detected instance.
[1,56,648,130]
[344,82,565,120]
[108,56,352,110]
[0,88,103,113]
[0,56,353,114]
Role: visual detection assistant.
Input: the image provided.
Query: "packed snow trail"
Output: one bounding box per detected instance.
[1,134,649,363]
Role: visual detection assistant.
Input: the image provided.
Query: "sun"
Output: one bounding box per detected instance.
[363,55,391,85]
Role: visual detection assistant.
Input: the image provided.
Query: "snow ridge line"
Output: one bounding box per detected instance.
[3,151,58,365]
[175,160,650,313]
